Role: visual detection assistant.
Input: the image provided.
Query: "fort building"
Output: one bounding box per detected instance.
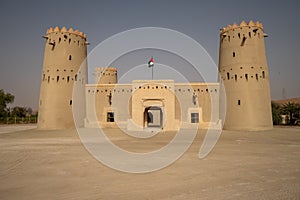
[37,21,273,131]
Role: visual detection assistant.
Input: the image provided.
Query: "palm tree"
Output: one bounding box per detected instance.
[271,102,282,125]
[281,102,300,125]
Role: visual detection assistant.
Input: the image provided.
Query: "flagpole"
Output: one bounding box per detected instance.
[148,57,154,80]
[152,66,153,80]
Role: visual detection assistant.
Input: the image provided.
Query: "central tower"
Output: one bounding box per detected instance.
[219,20,273,130]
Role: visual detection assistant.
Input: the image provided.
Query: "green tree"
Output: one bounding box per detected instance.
[294,104,300,125]
[281,102,300,125]
[26,107,33,116]
[271,102,282,125]
[11,106,27,118]
[0,89,14,117]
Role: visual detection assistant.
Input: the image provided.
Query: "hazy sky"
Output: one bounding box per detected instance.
[0,0,299,110]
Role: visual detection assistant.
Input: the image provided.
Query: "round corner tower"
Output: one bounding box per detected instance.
[93,67,117,84]
[219,20,273,131]
[38,26,88,129]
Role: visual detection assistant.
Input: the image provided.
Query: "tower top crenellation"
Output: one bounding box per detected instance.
[46,26,87,39]
[94,67,118,72]
[220,20,264,34]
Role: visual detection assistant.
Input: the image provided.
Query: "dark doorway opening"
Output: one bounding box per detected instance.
[144,106,163,128]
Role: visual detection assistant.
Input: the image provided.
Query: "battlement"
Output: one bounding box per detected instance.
[46,26,87,39]
[94,67,117,73]
[220,20,264,34]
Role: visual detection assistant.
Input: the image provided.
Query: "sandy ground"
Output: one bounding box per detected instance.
[0,126,299,200]
[0,124,37,134]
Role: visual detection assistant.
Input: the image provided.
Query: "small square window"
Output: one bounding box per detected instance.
[107,112,114,122]
[191,113,199,123]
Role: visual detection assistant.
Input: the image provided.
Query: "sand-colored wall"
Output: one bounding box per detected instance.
[85,80,220,131]
[219,21,273,130]
[85,83,132,128]
[177,83,220,124]
[38,27,88,129]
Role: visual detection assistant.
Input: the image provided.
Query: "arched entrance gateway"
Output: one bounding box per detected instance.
[129,80,180,131]
[142,98,164,129]
[144,106,163,128]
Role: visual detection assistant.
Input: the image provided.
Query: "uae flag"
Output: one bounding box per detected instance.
[148,57,154,68]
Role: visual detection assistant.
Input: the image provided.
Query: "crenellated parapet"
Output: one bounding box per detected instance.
[220,20,264,34]
[46,26,87,39]
[94,67,117,72]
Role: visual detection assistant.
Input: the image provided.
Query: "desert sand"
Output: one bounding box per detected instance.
[0,126,299,199]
